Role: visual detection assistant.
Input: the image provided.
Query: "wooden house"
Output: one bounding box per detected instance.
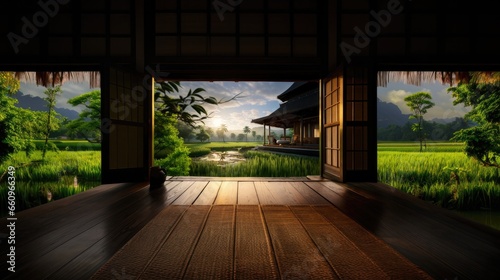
[251,81,319,147]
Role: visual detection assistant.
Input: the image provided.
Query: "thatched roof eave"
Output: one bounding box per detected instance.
[377,71,500,87]
[15,71,100,88]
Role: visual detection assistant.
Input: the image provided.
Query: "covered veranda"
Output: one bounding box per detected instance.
[1,177,499,279]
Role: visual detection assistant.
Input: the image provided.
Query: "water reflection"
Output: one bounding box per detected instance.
[0,176,100,217]
[196,150,247,166]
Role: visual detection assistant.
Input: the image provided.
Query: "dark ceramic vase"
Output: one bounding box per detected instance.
[150,166,167,189]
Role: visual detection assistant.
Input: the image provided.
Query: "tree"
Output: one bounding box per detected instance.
[195,127,210,142]
[217,124,228,142]
[177,121,195,142]
[153,81,240,173]
[0,72,45,161]
[154,113,191,175]
[41,85,62,159]
[155,81,242,127]
[0,74,18,163]
[206,127,215,139]
[243,126,251,141]
[448,82,500,168]
[230,133,236,141]
[237,133,245,141]
[0,72,20,163]
[404,92,435,152]
[67,90,101,142]
[252,130,256,141]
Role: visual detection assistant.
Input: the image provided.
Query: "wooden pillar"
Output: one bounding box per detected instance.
[300,118,303,145]
[268,125,271,144]
[263,124,266,145]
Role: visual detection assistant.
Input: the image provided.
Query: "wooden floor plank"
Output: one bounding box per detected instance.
[306,181,460,279]
[90,205,189,280]
[234,205,279,279]
[140,205,212,279]
[290,206,391,279]
[171,181,208,205]
[165,181,195,205]
[3,177,499,280]
[314,205,432,279]
[6,185,172,280]
[214,181,237,204]
[254,181,280,205]
[183,205,235,279]
[262,182,304,204]
[237,181,259,204]
[171,176,309,181]
[10,182,145,242]
[344,182,500,280]
[193,181,221,205]
[290,181,332,204]
[5,183,154,275]
[261,205,339,279]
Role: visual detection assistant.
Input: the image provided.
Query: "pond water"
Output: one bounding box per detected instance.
[196,150,246,165]
[0,177,100,216]
[455,210,500,231]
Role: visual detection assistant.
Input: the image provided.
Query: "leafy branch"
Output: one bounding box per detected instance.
[154,81,244,127]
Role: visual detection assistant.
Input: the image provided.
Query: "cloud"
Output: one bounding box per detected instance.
[384,89,413,114]
[20,81,95,113]
[178,81,292,109]
[379,82,471,120]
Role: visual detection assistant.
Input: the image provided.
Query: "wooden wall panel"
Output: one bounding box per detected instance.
[102,66,150,183]
[323,71,343,180]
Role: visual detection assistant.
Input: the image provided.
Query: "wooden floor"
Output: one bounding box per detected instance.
[1,177,499,279]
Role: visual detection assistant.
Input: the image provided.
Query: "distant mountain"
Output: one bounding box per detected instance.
[429,117,459,124]
[377,98,459,128]
[377,98,410,128]
[12,91,80,120]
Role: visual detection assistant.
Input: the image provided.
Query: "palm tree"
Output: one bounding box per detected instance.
[243,126,251,141]
[252,130,256,141]
[217,124,228,142]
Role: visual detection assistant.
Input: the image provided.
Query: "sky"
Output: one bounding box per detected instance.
[377,81,470,120]
[19,73,470,131]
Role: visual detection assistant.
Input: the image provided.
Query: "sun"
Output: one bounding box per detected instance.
[210,117,223,128]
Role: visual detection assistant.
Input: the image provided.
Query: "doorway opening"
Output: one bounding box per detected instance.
[152,80,320,177]
[376,70,500,230]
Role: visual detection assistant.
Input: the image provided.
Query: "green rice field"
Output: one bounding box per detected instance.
[190,150,320,177]
[378,142,500,210]
[0,148,101,216]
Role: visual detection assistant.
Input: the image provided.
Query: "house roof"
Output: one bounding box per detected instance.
[277,82,314,102]
[252,83,318,128]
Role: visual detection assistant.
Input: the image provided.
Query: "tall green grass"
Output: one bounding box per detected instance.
[190,151,319,177]
[378,143,500,210]
[33,140,101,151]
[1,150,101,181]
[0,150,101,216]
[0,179,99,216]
